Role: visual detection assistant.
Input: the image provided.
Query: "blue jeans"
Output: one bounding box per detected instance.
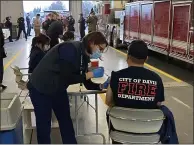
[29,85,77,144]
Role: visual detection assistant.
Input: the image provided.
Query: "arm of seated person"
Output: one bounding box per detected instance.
[156,76,165,107]
[106,85,114,107]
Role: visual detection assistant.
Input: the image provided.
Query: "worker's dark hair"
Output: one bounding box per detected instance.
[37,14,40,17]
[63,31,74,41]
[82,31,108,54]
[85,31,108,46]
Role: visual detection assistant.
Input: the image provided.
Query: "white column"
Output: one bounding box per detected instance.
[70,0,82,37]
[1,1,23,24]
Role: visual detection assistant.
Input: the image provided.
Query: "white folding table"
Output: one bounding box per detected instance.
[22,77,107,144]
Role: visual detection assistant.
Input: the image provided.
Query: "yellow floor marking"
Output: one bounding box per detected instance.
[4,48,24,70]
[112,47,183,83]
[99,93,106,105]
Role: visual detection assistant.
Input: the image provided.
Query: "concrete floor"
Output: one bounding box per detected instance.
[1,36,193,143]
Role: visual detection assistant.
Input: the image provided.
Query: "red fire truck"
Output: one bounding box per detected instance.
[112,0,193,64]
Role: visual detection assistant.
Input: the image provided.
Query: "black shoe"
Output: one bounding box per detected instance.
[9,40,13,42]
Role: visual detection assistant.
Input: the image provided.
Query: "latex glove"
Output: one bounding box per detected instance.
[90,50,102,59]
[92,67,104,78]
[101,77,111,89]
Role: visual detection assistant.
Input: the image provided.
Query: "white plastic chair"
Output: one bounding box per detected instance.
[107,107,165,144]
[11,65,30,97]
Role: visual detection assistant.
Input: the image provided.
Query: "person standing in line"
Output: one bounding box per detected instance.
[0,26,7,91]
[86,11,98,33]
[42,13,52,34]
[78,13,86,40]
[5,16,13,42]
[34,14,41,36]
[26,13,32,36]
[47,12,63,48]
[63,16,69,31]
[28,34,50,74]
[16,13,27,41]
[67,15,75,33]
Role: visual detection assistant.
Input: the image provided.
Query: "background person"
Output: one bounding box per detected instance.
[5,16,13,42]
[67,15,75,33]
[47,12,63,48]
[16,13,27,41]
[27,32,108,144]
[0,26,7,91]
[78,13,86,40]
[63,16,69,31]
[33,14,41,36]
[26,13,32,36]
[86,11,98,33]
[62,31,74,41]
[28,34,50,74]
[42,13,52,34]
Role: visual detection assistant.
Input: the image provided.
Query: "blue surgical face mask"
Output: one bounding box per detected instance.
[90,49,102,59]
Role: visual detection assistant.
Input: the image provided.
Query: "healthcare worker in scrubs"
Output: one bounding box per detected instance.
[27,31,109,144]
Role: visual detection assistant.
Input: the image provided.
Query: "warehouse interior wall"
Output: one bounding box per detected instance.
[0,1,23,24]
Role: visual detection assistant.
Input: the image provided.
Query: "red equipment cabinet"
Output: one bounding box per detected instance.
[153,1,171,52]
[188,29,194,59]
[139,2,153,44]
[124,4,130,42]
[129,3,140,40]
[170,2,191,56]
[104,3,110,15]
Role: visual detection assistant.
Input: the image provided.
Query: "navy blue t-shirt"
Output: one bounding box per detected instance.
[110,66,164,109]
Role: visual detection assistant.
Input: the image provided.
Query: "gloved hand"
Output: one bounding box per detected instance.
[90,50,102,59]
[101,77,111,89]
[92,67,104,78]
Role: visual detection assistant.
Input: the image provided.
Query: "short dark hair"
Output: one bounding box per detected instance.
[37,14,40,16]
[35,33,50,46]
[63,31,74,41]
[86,31,108,46]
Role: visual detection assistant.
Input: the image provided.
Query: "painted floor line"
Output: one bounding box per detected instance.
[4,48,24,70]
[111,47,183,83]
[99,94,106,105]
[171,96,192,110]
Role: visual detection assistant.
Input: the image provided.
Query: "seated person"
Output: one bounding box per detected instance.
[62,31,74,41]
[106,40,164,108]
[28,34,50,74]
[106,40,165,143]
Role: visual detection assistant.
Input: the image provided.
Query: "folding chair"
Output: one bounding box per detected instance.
[107,107,165,144]
[11,65,30,98]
